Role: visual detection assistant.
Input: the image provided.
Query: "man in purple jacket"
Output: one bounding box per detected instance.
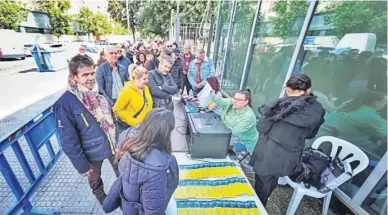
[54,54,119,205]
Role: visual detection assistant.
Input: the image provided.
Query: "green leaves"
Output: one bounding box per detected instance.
[107,0,219,37]
[325,1,387,44]
[76,7,113,36]
[0,0,28,30]
[36,0,72,37]
[270,1,309,39]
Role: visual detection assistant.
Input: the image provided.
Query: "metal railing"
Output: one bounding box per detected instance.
[0,106,62,215]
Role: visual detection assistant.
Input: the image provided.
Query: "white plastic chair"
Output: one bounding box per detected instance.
[281,136,369,215]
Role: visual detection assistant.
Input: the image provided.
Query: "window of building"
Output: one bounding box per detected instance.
[220,1,257,95]
[243,0,311,114]
[301,2,387,214]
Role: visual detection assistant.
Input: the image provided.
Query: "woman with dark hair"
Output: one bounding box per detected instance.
[211,88,258,153]
[136,51,147,68]
[103,108,179,214]
[249,74,325,207]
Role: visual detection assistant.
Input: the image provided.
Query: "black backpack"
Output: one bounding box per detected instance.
[290,147,331,189]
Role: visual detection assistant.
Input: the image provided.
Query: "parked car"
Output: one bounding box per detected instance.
[0,30,26,60]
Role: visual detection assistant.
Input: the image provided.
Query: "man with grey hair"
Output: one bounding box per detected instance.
[147,55,178,111]
[187,47,216,96]
[96,46,129,106]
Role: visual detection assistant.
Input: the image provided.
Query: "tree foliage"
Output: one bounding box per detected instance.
[324,1,387,44]
[76,7,112,36]
[108,0,219,37]
[111,20,128,35]
[0,0,28,30]
[270,1,308,39]
[36,0,73,37]
[107,0,141,42]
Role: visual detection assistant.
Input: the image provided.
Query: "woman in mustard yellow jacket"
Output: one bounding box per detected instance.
[113,65,153,127]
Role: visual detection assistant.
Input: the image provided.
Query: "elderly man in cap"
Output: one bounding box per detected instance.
[170,48,184,92]
[187,47,215,96]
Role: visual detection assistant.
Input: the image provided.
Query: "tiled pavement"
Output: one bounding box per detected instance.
[0,96,328,215]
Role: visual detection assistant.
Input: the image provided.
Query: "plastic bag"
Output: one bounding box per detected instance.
[197,82,216,110]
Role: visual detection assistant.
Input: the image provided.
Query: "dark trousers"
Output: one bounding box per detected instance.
[254,174,279,207]
[183,74,192,95]
[88,155,119,205]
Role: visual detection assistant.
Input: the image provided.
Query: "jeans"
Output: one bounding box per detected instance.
[254,174,279,207]
[88,155,119,205]
[183,74,192,95]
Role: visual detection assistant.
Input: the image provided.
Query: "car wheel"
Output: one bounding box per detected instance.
[21,57,25,60]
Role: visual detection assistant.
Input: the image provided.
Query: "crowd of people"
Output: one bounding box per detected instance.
[54,40,222,214]
[56,37,384,213]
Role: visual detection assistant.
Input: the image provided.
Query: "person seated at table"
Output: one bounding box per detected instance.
[188,48,215,97]
[103,108,179,215]
[113,65,153,130]
[211,89,258,153]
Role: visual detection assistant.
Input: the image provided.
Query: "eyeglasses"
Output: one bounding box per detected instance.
[233,97,246,102]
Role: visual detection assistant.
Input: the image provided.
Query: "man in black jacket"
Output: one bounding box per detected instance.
[147,55,178,111]
[170,48,184,92]
[54,54,119,205]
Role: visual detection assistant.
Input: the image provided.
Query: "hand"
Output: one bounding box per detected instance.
[196,83,201,89]
[83,168,93,177]
[210,90,216,98]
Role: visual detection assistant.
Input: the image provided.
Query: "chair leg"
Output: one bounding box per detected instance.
[286,189,304,215]
[322,191,332,215]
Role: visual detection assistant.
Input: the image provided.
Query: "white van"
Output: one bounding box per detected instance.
[336,33,376,52]
[0,30,26,60]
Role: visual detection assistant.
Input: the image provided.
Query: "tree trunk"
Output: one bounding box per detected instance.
[131,25,136,43]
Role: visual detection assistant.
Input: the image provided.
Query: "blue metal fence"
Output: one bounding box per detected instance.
[0,106,61,215]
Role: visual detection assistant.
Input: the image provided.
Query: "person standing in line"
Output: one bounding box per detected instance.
[187,48,216,97]
[249,74,325,207]
[96,50,106,67]
[96,47,129,106]
[181,44,195,95]
[170,48,184,93]
[113,64,153,128]
[147,55,178,111]
[54,54,119,205]
[103,108,179,215]
[117,48,132,72]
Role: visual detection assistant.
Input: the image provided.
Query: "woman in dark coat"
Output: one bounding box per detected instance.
[103,108,179,214]
[249,74,325,207]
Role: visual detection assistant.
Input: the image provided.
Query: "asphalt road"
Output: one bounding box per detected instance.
[0,43,83,119]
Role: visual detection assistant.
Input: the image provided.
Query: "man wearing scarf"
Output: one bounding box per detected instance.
[54,54,119,205]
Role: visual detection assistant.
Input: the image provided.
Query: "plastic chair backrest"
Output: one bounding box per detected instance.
[312,136,369,176]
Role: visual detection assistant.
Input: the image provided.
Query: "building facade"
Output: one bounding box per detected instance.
[213,1,387,215]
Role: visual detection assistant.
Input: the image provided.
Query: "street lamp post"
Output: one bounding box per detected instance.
[126,0,131,42]
[175,0,180,43]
